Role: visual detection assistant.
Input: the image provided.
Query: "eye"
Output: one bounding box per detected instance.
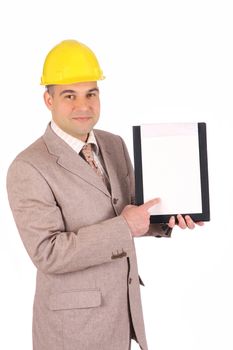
[64,94,76,100]
[86,92,96,99]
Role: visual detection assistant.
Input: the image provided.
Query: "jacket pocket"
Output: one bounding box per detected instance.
[49,289,101,311]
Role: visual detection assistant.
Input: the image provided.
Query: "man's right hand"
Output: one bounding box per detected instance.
[121,198,160,237]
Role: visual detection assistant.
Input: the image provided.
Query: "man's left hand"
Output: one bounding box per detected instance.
[168,214,204,229]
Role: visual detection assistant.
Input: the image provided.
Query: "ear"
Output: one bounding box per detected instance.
[43,91,54,111]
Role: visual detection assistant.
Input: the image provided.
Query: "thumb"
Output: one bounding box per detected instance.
[140,198,161,211]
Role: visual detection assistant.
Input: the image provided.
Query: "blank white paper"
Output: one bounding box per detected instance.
[140,123,202,215]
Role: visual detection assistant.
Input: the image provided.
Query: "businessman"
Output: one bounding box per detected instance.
[7,39,203,350]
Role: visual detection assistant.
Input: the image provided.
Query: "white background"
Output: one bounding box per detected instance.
[0,1,233,349]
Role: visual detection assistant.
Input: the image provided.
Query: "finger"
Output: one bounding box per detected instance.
[177,214,187,229]
[141,198,161,211]
[168,216,175,228]
[185,215,195,229]
[196,221,205,226]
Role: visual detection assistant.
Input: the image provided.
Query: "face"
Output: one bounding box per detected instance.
[44,81,100,141]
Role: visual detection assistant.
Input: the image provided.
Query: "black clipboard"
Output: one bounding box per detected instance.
[133,122,210,223]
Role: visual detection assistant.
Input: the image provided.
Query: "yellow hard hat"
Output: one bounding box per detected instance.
[40,40,105,85]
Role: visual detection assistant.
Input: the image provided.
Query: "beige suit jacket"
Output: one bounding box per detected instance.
[7,125,170,350]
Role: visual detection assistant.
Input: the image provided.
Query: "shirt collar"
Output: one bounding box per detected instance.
[51,120,99,154]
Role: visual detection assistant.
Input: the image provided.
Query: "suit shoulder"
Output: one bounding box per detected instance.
[9,136,49,169]
[94,129,123,143]
[94,129,130,157]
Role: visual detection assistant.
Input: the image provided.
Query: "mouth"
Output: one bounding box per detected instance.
[72,117,92,122]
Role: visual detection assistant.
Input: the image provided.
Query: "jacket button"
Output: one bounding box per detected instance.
[113,198,118,205]
[129,277,132,284]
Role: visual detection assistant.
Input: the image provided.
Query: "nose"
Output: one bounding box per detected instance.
[72,97,89,111]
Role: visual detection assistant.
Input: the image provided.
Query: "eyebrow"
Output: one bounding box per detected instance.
[59,89,76,96]
[59,88,99,96]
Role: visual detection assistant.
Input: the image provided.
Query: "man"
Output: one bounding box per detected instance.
[7,40,203,350]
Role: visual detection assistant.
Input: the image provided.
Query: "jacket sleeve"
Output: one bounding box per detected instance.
[7,159,134,275]
[146,223,172,238]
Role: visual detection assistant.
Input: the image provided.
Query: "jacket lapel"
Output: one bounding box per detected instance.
[43,125,111,197]
[95,130,120,198]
